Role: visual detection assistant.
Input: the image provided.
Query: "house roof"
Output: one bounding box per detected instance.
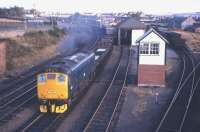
[118,17,146,30]
[136,28,169,44]
[0,38,7,43]
[182,16,197,25]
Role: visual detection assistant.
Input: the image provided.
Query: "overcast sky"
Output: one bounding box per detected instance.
[0,0,199,14]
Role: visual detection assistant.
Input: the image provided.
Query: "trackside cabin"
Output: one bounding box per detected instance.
[136,28,169,87]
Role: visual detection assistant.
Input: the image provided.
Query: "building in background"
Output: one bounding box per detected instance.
[181,16,197,30]
[117,18,146,46]
[136,28,168,87]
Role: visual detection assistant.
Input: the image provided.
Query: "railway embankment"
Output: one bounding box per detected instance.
[2,27,65,77]
[173,30,200,61]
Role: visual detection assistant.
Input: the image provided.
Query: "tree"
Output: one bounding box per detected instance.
[129,11,142,19]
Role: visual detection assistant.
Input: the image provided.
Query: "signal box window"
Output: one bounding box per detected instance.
[150,43,159,55]
[140,43,149,54]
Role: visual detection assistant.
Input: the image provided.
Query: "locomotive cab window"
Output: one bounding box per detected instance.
[57,74,66,82]
[38,74,46,83]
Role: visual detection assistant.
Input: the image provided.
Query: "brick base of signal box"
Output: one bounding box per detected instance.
[138,64,166,87]
[0,40,6,76]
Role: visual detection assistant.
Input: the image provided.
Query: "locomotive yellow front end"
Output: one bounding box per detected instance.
[37,73,69,113]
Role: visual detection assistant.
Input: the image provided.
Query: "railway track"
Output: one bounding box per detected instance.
[83,46,130,132]
[15,45,113,132]
[0,80,36,106]
[17,111,70,132]
[155,46,200,132]
[181,61,200,131]
[0,56,56,94]
[0,96,37,125]
[17,113,59,132]
[0,37,100,124]
[0,78,39,123]
[0,88,37,124]
[105,46,132,132]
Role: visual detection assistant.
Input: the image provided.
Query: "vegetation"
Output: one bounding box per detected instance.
[6,39,32,70]
[6,27,65,73]
[22,27,65,49]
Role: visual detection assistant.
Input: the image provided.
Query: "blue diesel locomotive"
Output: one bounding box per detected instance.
[37,52,95,113]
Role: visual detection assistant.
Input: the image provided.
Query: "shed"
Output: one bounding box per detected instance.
[136,28,168,87]
[117,18,146,46]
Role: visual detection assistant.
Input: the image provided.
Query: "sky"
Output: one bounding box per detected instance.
[0,0,200,14]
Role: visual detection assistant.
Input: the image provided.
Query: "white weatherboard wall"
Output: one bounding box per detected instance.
[131,29,144,46]
[139,32,166,65]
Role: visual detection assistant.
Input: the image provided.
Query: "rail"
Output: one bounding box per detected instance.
[83,46,130,132]
[155,47,199,132]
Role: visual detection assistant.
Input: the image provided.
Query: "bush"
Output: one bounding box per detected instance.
[6,39,32,70]
[24,30,45,37]
[48,27,65,38]
[5,27,65,72]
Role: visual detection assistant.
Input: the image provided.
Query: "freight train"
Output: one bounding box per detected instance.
[37,52,96,113]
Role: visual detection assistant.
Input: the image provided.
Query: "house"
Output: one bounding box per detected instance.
[136,28,169,87]
[117,18,146,46]
[181,16,197,30]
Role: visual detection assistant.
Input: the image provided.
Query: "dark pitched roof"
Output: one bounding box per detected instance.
[182,16,197,24]
[0,38,8,43]
[118,17,146,30]
[136,28,169,44]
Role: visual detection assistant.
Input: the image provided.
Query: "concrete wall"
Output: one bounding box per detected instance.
[131,29,144,46]
[0,41,6,75]
[139,32,166,65]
